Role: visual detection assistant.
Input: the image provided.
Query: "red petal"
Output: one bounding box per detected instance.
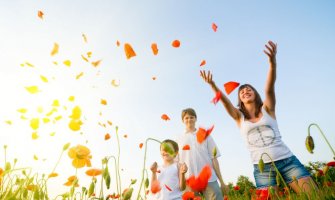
[182,145,190,150]
[224,81,240,95]
[211,91,222,105]
[206,125,214,136]
[151,43,158,55]
[172,40,180,48]
[151,180,161,194]
[212,23,218,32]
[196,128,207,143]
[161,114,170,121]
[164,184,172,191]
[200,60,206,67]
[124,43,136,59]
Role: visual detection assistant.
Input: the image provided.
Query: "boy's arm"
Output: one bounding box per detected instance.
[200,70,241,126]
[150,162,158,183]
[212,158,229,195]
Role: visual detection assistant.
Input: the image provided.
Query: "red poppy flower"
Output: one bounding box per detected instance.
[327,161,335,167]
[224,81,240,95]
[233,185,240,191]
[186,165,211,192]
[182,191,202,200]
[196,125,214,144]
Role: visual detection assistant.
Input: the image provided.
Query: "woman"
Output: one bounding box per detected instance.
[200,41,316,194]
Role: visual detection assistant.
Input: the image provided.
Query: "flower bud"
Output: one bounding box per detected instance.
[305,135,314,154]
[258,158,265,173]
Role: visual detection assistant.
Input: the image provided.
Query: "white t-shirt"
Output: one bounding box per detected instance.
[177,129,221,182]
[239,107,293,164]
[150,163,182,200]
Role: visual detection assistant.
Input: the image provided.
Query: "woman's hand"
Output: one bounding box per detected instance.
[200,70,214,86]
[264,40,277,66]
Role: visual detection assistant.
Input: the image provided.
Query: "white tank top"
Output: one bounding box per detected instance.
[239,107,293,164]
[153,163,182,200]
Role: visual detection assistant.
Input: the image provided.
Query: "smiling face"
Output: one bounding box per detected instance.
[182,113,196,131]
[239,85,256,104]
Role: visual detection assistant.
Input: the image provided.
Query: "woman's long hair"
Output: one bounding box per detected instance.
[237,84,263,120]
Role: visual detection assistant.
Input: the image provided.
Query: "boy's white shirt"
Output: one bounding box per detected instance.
[177,128,221,182]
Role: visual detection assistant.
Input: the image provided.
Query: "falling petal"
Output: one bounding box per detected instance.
[200,60,206,67]
[76,72,84,79]
[63,60,71,67]
[107,120,112,126]
[161,114,170,121]
[91,60,102,67]
[53,61,58,65]
[50,132,55,136]
[32,132,39,140]
[30,118,40,130]
[123,134,128,138]
[70,106,82,119]
[50,43,59,56]
[81,55,89,62]
[21,115,28,120]
[151,43,158,55]
[5,120,12,125]
[25,62,35,67]
[37,10,44,19]
[211,91,222,105]
[152,76,157,80]
[55,116,62,121]
[87,52,92,58]
[52,100,60,107]
[37,106,44,113]
[182,145,190,150]
[101,99,107,105]
[116,40,120,47]
[43,118,50,123]
[105,133,111,140]
[139,143,143,149]
[68,96,75,102]
[82,34,88,43]
[196,125,214,144]
[111,79,120,87]
[124,43,136,59]
[69,119,82,131]
[25,86,40,94]
[223,81,240,95]
[212,23,218,32]
[33,155,38,160]
[48,172,58,178]
[172,40,180,48]
[40,75,49,83]
[17,108,27,113]
[165,184,172,191]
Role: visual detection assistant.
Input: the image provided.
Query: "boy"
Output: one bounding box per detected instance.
[177,108,228,199]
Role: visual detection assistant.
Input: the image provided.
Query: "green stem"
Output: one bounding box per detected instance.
[308,123,335,158]
[136,138,161,200]
[115,126,122,199]
[260,152,291,198]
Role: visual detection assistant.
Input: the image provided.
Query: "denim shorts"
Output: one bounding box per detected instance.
[253,155,311,188]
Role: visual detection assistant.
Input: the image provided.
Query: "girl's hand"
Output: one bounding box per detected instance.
[200,70,214,85]
[179,162,188,174]
[150,162,158,173]
[264,40,277,65]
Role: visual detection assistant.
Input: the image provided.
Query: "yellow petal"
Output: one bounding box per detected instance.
[81,55,89,62]
[20,115,28,120]
[87,52,92,58]
[70,106,81,119]
[76,72,84,79]
[100,99,107,105]
[55,116,62,121]
[50,132,55,136]
[17,108,28,113]
[82,34,88,43]
[25,86,40,94]
[69,119,82,131]
[91,60,101,67]
[32,132,39,140]
[30,118,40,130]
[50,43,59,56]
[111,79,120,87]
[5,120,12,125]
[52,100,60,107]
[53,61,58,65]
[33,155,38,160]
[63,60,71,67]
[68,96,75,102]
[25,62,35,67]
[107,120,112,126]
[43,118,50,123]
[37,106,43,113]
[40,75,49,83]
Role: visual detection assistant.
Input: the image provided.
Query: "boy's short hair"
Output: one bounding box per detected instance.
[161,139,179,153]
[181,108,197,120]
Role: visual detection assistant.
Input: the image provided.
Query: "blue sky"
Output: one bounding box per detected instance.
[0,0,334,197]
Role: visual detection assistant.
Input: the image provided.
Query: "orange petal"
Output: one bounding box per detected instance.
[91,60,102,67]
[105,133,111,140]
[101,99,107,105]
[85,168,102,176]
[139,143,143,149]
[212,23,218,32]
[63,60,71,67]
[211,91,222,105]
[182,145,190,150]
[223,81,240,95]
[37,10,44,19]
[161,114,170,121]
[172,40,180,48]
[124,43,136,59]
[200,60,206,67]
[196,128,207,143]
[116,40,120,47]
[151,43,158,55]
